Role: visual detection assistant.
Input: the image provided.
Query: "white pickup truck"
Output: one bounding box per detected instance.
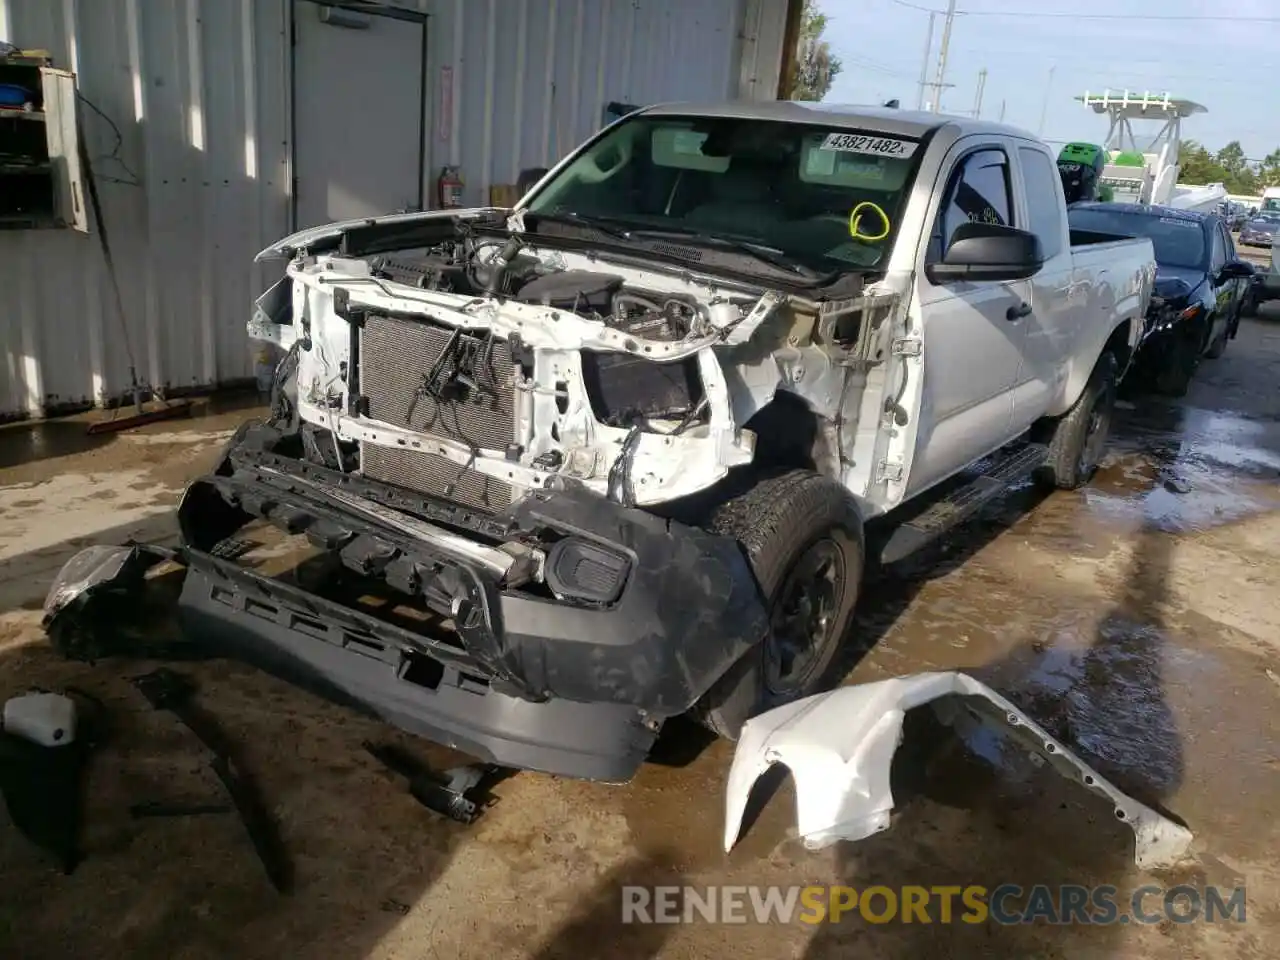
[45,103,1155,784]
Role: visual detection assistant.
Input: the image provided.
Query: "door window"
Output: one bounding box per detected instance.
[1210,223,1227,271]
[1018,147,1064,259]
[928,148,1014,263]
[1219,224,1236,262]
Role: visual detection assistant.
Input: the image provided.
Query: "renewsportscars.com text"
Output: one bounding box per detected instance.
[621,884,1247,926]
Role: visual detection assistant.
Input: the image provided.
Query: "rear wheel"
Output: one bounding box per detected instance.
[1033,351,1118,491]
[692,469,864,739]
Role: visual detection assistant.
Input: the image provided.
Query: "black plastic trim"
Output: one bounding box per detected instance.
[178,552,655,782]
[180,423,771,716]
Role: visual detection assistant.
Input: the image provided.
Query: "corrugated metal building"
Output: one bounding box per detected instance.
[0,0,795,421]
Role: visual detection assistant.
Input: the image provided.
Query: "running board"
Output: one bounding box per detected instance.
[879,442,1049,565]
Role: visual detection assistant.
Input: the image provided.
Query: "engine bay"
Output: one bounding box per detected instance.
[370,238,704,340]
[252,213,901,513]
[365,238,714,434]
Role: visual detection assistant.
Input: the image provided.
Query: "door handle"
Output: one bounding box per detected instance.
[1007,301,1033,321]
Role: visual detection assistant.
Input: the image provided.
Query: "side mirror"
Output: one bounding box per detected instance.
[925,221,1045,284]
[1219,259,1255,281]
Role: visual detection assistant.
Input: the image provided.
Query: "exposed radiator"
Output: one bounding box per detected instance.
[359,313,517,511]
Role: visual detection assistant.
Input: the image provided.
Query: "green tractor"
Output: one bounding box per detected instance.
[1057,142,1113,204]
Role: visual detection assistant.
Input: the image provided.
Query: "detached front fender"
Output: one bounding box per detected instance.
[723,672,1193,870]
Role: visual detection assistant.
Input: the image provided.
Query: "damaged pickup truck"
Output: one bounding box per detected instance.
[45,102,1157,784]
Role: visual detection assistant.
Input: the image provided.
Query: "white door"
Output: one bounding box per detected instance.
[907,143,1032,497]
[291,1,426,229]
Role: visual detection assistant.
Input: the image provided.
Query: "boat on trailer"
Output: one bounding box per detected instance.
[1078,90,1228,213]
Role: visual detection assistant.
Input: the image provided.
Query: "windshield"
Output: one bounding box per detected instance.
[1068,209,1206,269]
[522,114,921,271]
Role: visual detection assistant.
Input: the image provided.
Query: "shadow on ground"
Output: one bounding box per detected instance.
[0,602,476,960]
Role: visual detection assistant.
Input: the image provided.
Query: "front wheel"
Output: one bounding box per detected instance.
[1153,326,1201,397]
[692,469,864,739]
[1032,351,1119,491]
[1205,323,1229,359]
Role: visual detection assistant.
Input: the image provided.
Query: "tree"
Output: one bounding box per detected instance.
[788,0,843,101]
[1139,137,1280,193]
[1178,140,1223,185]
[1216,141,1247,177]
[1259,149,1280,189]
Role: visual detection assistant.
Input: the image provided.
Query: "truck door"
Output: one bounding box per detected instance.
[908,142,1032,496]
[1010,144,1076,430]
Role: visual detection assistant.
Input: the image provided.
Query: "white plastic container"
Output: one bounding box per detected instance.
[3,692,77,747]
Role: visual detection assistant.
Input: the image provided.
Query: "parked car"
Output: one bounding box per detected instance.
[45,104,1156,783]
[1237,214,1280,247]
[1218,201,1247,231]
[1244,229,1280,316]
[1069,202,1254,395]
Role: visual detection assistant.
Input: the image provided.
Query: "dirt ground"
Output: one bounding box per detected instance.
[2,311,1280,959]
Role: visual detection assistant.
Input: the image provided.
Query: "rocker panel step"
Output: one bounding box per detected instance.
[879,442,1050,565]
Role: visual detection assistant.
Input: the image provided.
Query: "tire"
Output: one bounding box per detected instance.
[1153,325,1201,397]
[1032,351,1118,491]
[1205,323,1229,359]
[1240,290,1258,319]
[691,469,864,739]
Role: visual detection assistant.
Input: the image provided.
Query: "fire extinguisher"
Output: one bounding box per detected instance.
[437,165,464,208]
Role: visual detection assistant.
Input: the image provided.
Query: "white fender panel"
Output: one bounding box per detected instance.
[723,671,1194,871]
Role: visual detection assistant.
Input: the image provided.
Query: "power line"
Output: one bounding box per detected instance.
[962,8,1280,22]
[887,0,1280,23]
[843,53,920,81]
[949,53,1269,87]
[890,0,949,11]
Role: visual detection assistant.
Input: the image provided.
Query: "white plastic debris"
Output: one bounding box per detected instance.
[4,692,78,747]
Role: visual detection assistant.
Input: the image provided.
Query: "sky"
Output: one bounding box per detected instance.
[820,0,1280,161]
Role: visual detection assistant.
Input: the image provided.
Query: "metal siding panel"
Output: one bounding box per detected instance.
[517,0,551,180]
[201,0,249,382]
[251,0,290,298]
[0,0,769,420]
[459,0,487,192]
[736,0,788,100]
[416,0,753,209]
[505,0,529,184]
[0,0,292,420]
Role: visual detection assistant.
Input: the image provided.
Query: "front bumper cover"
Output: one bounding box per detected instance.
[45,422,769,782]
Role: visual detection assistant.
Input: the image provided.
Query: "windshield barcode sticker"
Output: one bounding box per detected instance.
[819,133,918,158]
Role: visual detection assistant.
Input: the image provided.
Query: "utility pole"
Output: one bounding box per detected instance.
[972,67,987,118]
[915,12,935,111]
[999,99,1007,122]
[1037,64,1056,136]
[929,0,958,112]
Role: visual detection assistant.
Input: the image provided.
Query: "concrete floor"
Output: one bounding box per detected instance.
[2,314,1280,959]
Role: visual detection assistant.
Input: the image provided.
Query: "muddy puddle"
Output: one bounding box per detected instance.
[1087,401,1280,534]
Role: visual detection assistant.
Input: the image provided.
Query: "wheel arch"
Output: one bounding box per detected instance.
[1057,317,1136,416]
